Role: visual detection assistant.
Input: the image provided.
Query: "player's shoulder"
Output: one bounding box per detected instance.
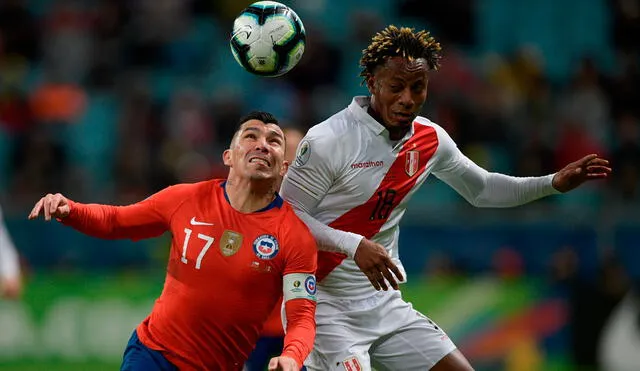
[413,115,447,134]
[300,99,365,160]
[413,116,460,159]
[159,179,221,197]
[306,108,355,142]
[413,115,456,144]
[277,202,314,239]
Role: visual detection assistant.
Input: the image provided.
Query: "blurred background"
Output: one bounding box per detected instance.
[0,0,638,370]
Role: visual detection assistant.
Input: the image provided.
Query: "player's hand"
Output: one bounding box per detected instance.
[552,154,612,193]
[28,193,71,221]
[354,238,404,291]
[267,356,298,371]
[1,276,22,300]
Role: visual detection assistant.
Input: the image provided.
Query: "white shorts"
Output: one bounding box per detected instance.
[305,290,457,371]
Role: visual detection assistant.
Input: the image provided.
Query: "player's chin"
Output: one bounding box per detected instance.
[389,119,412,128]
[248,171,275,181]
[389,114,415,127]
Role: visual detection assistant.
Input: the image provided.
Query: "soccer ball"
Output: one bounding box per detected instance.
[230,1,306,77]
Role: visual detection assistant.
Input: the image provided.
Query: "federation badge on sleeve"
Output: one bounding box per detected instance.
[220,230,243,257]
[304,276,317,296]
[342,356,363,371]
[252,234,280,260]
[294,140,311,167]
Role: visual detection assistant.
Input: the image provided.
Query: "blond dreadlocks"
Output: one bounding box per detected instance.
[359,25,442,85]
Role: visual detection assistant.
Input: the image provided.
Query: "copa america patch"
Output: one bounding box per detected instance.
[294,140,310,167]
[252,234,280,260]
[283,273,317,302]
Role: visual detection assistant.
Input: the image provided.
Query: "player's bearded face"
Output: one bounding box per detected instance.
[368,56,429,131]
[225,121,288,181]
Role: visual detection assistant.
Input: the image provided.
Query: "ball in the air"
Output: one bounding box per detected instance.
[230,1,306,77]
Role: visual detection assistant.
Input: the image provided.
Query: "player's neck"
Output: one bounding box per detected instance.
[367,107,408,141]
[225,178,277,213]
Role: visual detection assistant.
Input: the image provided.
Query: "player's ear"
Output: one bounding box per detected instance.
[222,149,232,167]
[280,160,289,176]
[366,75,376,94]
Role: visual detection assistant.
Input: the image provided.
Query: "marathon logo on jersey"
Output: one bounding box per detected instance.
[252,234,280,260]
[350,160,384,169]
[283,273,317,302]
[294,140,311,167]
[220,230,243,257]
[405,150,420,177]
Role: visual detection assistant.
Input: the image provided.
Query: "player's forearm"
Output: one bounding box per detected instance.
[62,201,125,238]
[62,200,165,240]
[281,299,316,367]
[470,172,559,207]
[293,209,362,258]
[281,167,362,257]
[439,156,560,207]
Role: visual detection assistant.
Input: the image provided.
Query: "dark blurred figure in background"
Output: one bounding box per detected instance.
[550,247,630,371]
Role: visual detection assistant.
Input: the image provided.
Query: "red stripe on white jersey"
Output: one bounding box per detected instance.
[317,123,439,282]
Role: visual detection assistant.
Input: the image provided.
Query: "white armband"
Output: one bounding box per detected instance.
[283,273,317,302]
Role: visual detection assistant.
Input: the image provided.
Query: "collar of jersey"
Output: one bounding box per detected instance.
[350,96,416,141]
[220,181,283,212]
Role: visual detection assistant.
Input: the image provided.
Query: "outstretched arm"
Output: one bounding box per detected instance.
[28,191,173,240]
[432,126,611,207]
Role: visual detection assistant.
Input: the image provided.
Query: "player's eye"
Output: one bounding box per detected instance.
[388,84,403,93]
[412,83,426,92]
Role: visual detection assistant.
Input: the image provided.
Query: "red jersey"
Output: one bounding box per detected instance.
[261,296,286,337]
[62,179,317,370]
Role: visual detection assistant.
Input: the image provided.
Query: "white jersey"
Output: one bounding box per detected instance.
[0,205,20,281]
[281,96,558,300]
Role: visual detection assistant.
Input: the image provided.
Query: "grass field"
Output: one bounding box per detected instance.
[0,360,118,371]
[0,275,571,370]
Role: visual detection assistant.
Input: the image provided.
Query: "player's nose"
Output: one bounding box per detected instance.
[253,136,270,152]
[398,88,415,107]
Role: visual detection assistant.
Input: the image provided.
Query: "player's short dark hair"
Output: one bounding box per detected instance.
[359,25,442,85]
[231,111,283,148]
[238,111,280,126]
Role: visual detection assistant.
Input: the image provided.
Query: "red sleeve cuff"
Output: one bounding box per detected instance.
[280,349,303,369]
[58,199,77,223]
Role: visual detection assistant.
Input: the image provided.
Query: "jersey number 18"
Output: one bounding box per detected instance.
[370,189,396,220]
